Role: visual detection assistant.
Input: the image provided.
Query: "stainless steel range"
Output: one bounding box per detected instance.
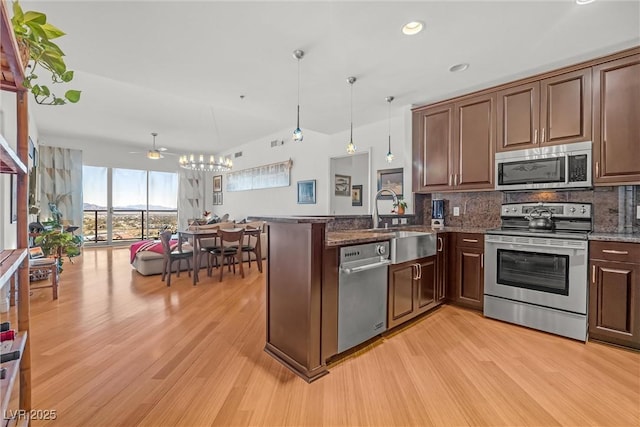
[484,202,592,341]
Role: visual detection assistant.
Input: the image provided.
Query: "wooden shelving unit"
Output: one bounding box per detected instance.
[1,0,32,424]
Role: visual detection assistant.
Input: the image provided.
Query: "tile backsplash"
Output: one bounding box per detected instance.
[417,185,639,233]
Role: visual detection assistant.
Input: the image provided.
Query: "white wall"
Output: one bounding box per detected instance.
[1,92,40,250]
[204,108,411,221]
[22,105,413,225]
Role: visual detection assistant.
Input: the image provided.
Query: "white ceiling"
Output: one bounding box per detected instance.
[18,0,640,156]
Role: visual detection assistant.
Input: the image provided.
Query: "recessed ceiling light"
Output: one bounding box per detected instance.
[402,21,424,36]
[449,63,469,73]
[576,0,596,4]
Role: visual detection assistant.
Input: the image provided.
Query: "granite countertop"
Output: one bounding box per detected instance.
[588,232,640,244]
[325,226,488,247]
[248,216,334,224]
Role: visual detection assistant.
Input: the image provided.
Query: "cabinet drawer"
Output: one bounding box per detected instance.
[456,233,484,248]
[590,241,640,264]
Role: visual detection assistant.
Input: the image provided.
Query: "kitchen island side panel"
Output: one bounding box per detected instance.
[266,221,327,381]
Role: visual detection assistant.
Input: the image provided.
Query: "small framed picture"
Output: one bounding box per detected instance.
[334,174,351,197]
[377,168,403,199]
[213,175,222,192]
[351,184,363,206]
[212,192,223,205]
[297,180,316,204]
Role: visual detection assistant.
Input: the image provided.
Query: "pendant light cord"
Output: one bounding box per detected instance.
[350,82,353,143]
[297,58,301,128]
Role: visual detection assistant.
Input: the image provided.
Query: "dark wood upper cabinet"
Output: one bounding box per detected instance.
[412,104,454,192]
[453,93,496,190]
[540,68,592,145]
[593,54,640,185]
[413,94,495,193]
[497,82,539,151]
[497,68,591,153]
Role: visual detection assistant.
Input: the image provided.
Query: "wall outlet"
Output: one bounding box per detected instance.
[392,218,399,225]
[453,206,460,216]
[637,205,640,220]
[400,218,407,225]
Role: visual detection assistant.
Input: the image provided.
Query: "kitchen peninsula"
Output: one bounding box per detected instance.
[262,215,482,381]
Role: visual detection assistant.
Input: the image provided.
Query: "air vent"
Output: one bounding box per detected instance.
[270,139,284,148]
[234,151,242,158]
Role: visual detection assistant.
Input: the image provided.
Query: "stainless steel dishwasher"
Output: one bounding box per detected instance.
[338,241,390,353]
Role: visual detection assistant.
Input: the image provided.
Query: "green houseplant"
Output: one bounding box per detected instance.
[34,228,81,272]
[11,1,81,105]
[393,197,408,215]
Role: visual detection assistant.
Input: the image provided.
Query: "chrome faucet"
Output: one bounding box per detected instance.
[373,189,398,229]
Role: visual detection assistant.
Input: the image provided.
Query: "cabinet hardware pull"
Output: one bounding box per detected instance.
[541,127,545,143]
[481,254,484,268]
[595,161,599,178]
[602,249,629,255]
[449,175,452,186]
[413,264,418,280]
[437,237,443,252]
[454,174,458,186]
[534,129,538,144]
[418,263,422,279]
[592,265,595,284]
[463,238,478,243]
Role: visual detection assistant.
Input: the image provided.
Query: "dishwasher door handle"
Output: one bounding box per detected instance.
[341,259,391,274]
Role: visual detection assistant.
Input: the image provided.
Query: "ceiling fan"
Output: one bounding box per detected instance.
[129,132,177,159]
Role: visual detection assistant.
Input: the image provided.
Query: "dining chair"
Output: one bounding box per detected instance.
[159,230,192,286]
[241,221,265,273]
[210,228,245,282]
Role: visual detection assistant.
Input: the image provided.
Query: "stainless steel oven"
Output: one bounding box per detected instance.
[483,202,591,342]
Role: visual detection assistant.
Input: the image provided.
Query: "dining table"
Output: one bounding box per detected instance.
[178,227,262,285]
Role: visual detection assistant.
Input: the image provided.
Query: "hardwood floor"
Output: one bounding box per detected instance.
[3,247,639,427]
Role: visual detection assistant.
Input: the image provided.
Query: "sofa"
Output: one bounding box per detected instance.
[130,221,268,276]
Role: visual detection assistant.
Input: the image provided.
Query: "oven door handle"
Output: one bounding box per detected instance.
[341,259,391,274]
[485,241,586,252]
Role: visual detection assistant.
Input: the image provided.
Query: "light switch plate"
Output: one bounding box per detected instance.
[400,218,407,224]
[636,205,640,220]
[453,206,460,216]
[392,218,399,225]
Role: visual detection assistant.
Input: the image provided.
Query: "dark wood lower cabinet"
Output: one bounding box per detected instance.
[450,233,485,311]
[388,256,440,329]
[589,241,640,350]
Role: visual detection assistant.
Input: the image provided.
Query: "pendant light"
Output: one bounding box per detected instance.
[346,76,357,154]
[385,96,394,163]
[292,49,305,142]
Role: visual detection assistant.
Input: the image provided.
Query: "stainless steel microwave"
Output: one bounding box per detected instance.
[495,141,592,191]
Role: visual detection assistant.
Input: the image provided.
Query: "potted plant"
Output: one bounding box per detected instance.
[10,1,81,105]
[393,197,408,215]
[34,228,80,272]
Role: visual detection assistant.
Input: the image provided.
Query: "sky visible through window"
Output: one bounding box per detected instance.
[83,166,177,210]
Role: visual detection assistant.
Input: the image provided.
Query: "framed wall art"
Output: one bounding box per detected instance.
[212,192,223,205]
[377,168,403,199]
[297,180,316,204]
[213,175,222,192]
[351,184,363,206]
[334,174,351,197]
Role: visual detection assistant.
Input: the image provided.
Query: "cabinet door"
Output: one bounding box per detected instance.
[388,264,416,329]
[540,68,592,146]
[496,82,540,152]
[412,104,454,192]
[589,260,640,349]
[593,54,640,185]
[416,257,437,313]
[436,234,447,303]
[455,245,484,311]
[453,94,496,190]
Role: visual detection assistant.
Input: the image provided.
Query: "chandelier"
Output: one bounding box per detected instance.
[179,154,232,172]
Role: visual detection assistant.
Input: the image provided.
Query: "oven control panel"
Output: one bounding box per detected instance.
[501,202,591,219]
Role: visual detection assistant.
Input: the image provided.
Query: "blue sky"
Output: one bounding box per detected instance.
[83,166,178,209]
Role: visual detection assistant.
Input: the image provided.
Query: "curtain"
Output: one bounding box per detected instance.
[39,146,83,233]
[177,169,206,230]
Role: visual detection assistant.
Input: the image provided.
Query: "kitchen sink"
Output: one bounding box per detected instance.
[389,231,436,264]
